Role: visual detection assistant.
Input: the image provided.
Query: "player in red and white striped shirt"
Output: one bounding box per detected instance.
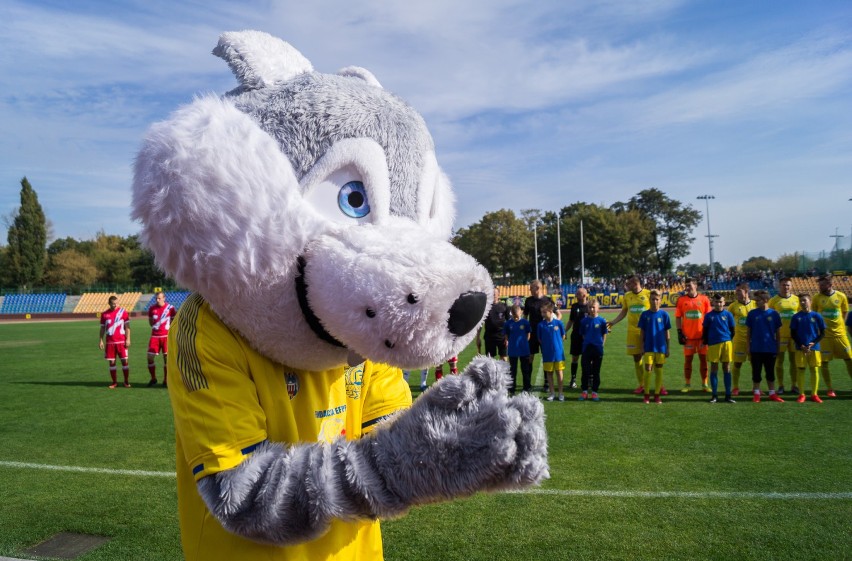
[99,295,131,388]
[147,291,176,387]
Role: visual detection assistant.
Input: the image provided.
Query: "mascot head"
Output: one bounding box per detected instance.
[132,30,492,371]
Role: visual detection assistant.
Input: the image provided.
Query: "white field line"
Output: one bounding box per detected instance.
[2,460,850,500]
[0,461,174,478]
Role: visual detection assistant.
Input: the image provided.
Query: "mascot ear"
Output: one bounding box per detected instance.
[213,30,313,89]
[336,66,383,89]
[132,96,311,299]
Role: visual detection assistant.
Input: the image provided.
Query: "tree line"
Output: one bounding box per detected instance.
[453,188,705,282]
[1,177,169,293]
[0,178,828,293]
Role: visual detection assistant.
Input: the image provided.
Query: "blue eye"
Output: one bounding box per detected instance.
[338,181,370,218]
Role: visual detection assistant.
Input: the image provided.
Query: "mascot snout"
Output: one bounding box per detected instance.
[300,223,493,369]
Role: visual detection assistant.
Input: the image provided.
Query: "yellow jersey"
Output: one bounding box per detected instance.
[812,290,849,338]
[168,293,412,561]
[727,299,756,343]
[622,289,651,334]
[768,294,799,338]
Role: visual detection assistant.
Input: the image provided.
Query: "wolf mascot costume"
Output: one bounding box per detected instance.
[132,30,548,560]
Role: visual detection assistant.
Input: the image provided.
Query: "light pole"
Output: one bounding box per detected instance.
[533,221,539,282]
[697,195,718,277]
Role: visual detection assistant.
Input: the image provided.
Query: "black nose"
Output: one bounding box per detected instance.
[447,291,487,337]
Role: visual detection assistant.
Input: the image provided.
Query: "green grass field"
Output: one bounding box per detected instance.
[1,313,850,561]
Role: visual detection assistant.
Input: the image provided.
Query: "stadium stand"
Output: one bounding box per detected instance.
[73,292,142,314]
[142,291,191,310]
[0,293,66,314]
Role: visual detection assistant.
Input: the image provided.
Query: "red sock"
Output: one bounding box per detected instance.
[449,357,458,375]
[123,366,130,384]
[435,365,443,380]
[109,366,117,384]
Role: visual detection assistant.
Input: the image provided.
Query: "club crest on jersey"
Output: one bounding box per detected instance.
[345,363,364,400]
[285,372,299,399]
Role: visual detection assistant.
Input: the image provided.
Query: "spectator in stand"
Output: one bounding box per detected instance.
[675,278,711,393]
[99,295,131,389]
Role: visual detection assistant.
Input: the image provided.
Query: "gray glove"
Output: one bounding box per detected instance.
[198,356,549,545]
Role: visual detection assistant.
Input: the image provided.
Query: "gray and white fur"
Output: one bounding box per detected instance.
[198,357,548,545]
[132,30,549,547]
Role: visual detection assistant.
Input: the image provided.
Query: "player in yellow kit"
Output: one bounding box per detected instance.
[812,275,852,397]
[768,278,799,394]
[609,275,665,395]
[728,281,756,396]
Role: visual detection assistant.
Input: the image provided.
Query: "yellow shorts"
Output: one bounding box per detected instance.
[794,350,822,368]
[820,335,852,361]
[707,341,733,363]
[543,361,566,372]
[732,339,749,363]
[626,331,643,356]
[642,352,667,366]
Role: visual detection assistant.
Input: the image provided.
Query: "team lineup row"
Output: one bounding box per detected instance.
[475,276,851,404]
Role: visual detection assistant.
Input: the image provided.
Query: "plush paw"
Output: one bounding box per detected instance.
[365,356,549,510]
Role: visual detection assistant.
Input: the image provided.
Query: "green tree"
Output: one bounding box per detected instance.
[43,249,99,287]
[741,256,773,273]
[6,177,47,288]
[614,188,701,274]
[453,209,533,281]
[774,252,800,274]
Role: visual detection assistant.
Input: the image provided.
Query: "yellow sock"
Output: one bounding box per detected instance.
[635,361,644,386]
[654,367,663,395]
[775,357,785,387]
[797,368,805,392]
[811,366,820,395]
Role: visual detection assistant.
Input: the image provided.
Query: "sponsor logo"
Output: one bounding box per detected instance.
[685,310,702,319]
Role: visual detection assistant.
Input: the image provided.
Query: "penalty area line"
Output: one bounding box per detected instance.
[2,461,850,500]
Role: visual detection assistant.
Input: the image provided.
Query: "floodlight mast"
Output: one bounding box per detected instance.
[697,195,718,277]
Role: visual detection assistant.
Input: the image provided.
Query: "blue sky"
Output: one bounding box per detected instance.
[1,0,851,268]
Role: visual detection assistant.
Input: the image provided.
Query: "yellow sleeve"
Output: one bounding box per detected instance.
[168,295,268,481]
[360,362,412,435]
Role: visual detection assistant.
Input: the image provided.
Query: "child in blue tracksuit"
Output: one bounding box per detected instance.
[503,304,533,394]
[579,299,608,401]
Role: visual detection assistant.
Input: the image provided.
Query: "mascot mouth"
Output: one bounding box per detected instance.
[296,255,346,348]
